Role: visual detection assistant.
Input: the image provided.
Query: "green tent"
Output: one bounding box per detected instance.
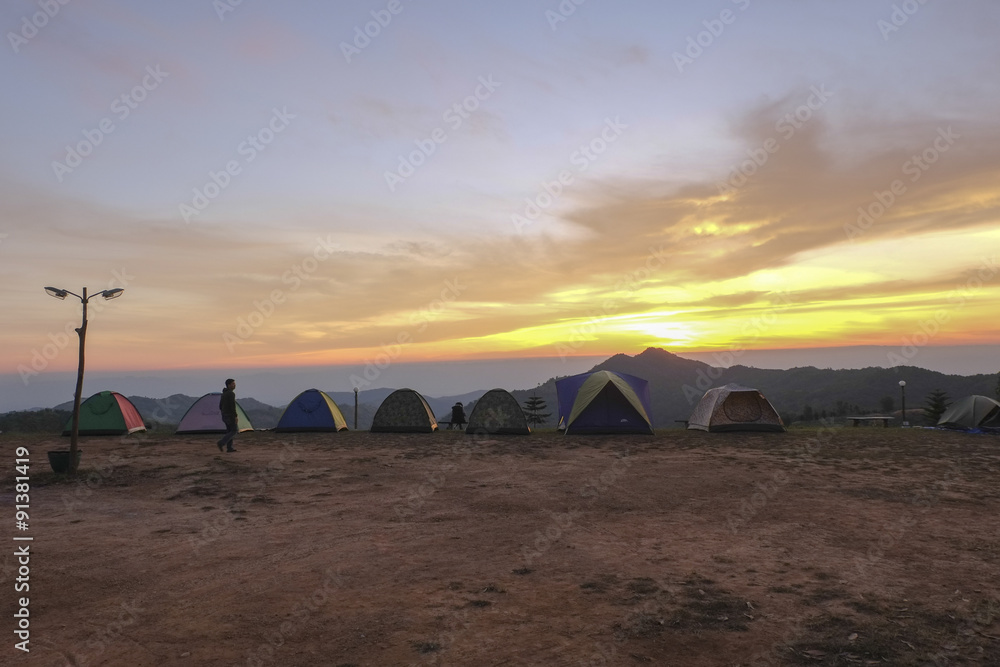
[937,395,1000,430]
[61,391,146,436]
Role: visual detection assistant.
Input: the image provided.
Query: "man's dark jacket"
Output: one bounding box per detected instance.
[219,387,237,422]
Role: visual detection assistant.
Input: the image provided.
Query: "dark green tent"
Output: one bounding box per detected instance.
[370,388,438,433]
[937,395,1000,430]
[466,388,530,435]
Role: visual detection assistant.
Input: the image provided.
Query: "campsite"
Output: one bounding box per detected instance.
[6,424,1000,666]
[8,2,1000,664]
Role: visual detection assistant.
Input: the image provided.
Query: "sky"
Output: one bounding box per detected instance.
[2,0,999,410]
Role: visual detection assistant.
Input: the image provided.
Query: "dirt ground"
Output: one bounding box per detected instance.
[3,425,999,667]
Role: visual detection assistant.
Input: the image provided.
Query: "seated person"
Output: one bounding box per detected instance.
[450,402,467,430]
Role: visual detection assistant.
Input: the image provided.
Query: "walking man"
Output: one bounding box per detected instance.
[217,378,238,453]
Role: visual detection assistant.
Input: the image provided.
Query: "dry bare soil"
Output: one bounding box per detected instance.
[3,426,999,667]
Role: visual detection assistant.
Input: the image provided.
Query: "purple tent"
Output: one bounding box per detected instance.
[175,393,254,434]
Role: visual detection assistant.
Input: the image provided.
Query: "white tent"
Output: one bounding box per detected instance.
[688,383,785,432]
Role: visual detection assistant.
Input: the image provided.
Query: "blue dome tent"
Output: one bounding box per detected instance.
[556,370,653,435]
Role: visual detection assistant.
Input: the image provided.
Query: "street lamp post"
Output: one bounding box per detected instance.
[353,387,358,430]
[898,380,907,427]
[45,286,124,474]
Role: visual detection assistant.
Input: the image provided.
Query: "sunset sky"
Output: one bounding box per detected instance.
[2,0,999,409]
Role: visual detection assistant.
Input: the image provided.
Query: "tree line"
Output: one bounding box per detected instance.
[0,408,71,433]
[789,387,986,426]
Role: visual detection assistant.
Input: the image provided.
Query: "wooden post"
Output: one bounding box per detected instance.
[69,287,88,475]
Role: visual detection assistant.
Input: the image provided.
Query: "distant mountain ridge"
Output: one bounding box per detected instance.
[595,347,997,425]
[30,348,1000,430]
[510,348,997,427]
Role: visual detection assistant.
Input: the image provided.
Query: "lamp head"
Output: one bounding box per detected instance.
[101,288,124,300]
[44,286,68,300]
[899,380,906,387]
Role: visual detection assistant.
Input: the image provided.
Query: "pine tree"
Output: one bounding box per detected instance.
[522,394,551,426]
[922,389,951,426]
[995,371,1000,400]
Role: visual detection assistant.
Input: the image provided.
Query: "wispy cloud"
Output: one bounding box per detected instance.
[3,1,1000,379]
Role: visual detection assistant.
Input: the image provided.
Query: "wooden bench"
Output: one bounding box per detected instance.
[846,416,893,428]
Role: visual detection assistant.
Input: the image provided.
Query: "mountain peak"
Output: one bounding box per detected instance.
[635,347,682,361]
[592,347,708,376]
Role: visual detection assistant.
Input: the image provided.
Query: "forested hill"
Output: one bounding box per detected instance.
[603,348,997,425]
